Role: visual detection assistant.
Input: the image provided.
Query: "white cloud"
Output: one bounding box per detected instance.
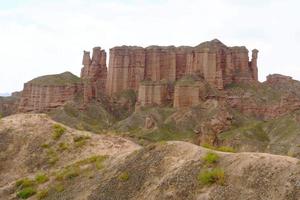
[0,0,300,93]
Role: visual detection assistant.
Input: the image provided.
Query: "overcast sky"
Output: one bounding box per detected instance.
[0,0,299,93]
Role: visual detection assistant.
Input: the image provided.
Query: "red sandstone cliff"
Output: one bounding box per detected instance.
[106,39,259,108]
[81,47,107,103]
[18,72,82,112]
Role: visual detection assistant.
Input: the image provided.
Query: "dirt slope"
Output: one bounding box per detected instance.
[1,114,300,200]
[0,114,140,199]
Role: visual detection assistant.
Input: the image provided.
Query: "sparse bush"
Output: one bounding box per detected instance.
[16,178,35,189]
[74,140,87,148]
[54,183,64,192]
[57,142,69,152]
[73,135,90,148]
[73,135,90,142]
[203,152,219,164]
[17,187,37,199]
[46,148,59,165]
[217,146,236,153]
[201,144,236,153]
[65,167,80,179]
[198,168,225,185]
[35,173,49,184]
[202,143,215,149]
[37,189,48,199]
[55,166,80,181]
[118,172,129,181]
[76,155,107,170]
[52,124,66,140]
[41,143,50,148]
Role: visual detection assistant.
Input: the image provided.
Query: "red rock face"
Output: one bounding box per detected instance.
[18,83,82,112]
[81,47,107,103]
[137,82,169,107]
[106,39,259,109]
[106,46,145,96]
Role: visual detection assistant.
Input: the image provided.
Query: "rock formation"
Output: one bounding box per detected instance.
[137,81,169,107]
[106,39,259,108]
[0,96,19,117]
[18,72,82,112]
[81,47,107,103]
[106,46,145,96]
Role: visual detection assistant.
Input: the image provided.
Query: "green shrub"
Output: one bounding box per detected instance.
[118,172,129,181]
[73,135,90,142]
[37,189,48,199]
[73,135,90,148]
[201,144,236,153]
[17,187,37,199]
[57,142,69,152]
[55,167,80,181]
[52,124,66,140]
[202,152,219,164]
[16,178,35,189]
[46,148,59,165]
[217,146,236,153]
[35,173,49,184]
[54,183,64,192]
[198,168,225,185]
[202,143,215,149]
[41,143,50,148]
[76,155,107,169]
[65,167,80,179]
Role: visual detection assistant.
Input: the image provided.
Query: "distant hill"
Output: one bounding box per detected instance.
[0,93,10,97]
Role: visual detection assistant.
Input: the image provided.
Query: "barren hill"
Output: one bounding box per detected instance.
[0,114,300,200]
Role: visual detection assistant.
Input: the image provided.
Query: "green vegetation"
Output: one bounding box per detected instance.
[74,155,107,170]
[52,124,66,140]
[17,187,37,199]
[57,142,69,152]
[219,110,300,155]
[37,189,48,200]
[118,172,129,181]
[28,71,81,86]
[55,166,80,181]
[16,178,35,189]
[216,146,236,153]
[202,152,219,164]
[48,102,114,133]
[35,173,49,184]
[41,143,50,148]
[46,148,59,165]
[55,155,107,181]
[201,144,236,153]
[198,168,225,185]
[73,135,90,148]
[53,183,64,192]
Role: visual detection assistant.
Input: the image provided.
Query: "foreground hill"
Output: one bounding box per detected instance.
[0,114,140,199]
[0,114,300,200]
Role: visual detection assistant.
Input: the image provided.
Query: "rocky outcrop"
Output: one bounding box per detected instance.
[106,39,258,108]
[0,96,19,117]
[137,81,170,107]
[106,46,145,96]
[81,47,107,103]
[266,74,293,85]
[18,72,82,112]
[173,76,207,108]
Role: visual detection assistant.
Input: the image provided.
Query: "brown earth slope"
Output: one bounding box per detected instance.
[0,114,299,200]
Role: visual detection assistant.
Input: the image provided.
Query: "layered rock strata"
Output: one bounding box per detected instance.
[18,72,82,112]
[81,47,107,103]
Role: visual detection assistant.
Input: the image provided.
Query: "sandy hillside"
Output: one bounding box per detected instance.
[0,114,300,200]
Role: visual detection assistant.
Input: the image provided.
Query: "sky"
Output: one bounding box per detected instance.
[0,0,300,94]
